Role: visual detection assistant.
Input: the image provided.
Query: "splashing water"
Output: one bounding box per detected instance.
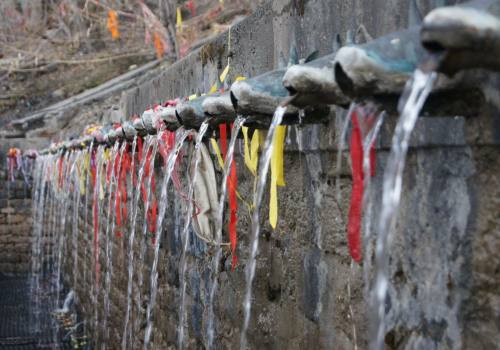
[371,69,436,350]
[240,105,286,349]
[143,128,190,349]
[55,290,75,314]
[207,116,246,349]
[122,137,154,350]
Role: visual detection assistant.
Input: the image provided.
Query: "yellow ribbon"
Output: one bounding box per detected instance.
[209,83,218,94]
[210,138,225,169]
[242,127,259,176]
[176,7,182,31]
[80,153,91,195]
[219,64,230,83]
[269,126,287,229]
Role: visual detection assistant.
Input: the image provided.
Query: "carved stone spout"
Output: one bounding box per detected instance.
[334,27,427,99]
[175,96,209,129]
[421,0,500,75]
[202,92,237,122]
[230,70,289,117]
[121,121,137,140]
[230,69,330,127]
[282,53,350,107]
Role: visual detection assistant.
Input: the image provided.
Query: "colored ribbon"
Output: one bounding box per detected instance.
[348,112,363,262]
[269,126,287,229]
[242,127,259,176]
[346,106,379,263]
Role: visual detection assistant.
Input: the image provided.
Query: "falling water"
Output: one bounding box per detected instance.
[134,138,159,343]
[360,112,385,302]
[371,69,436,350]
[207,116,246,349]
[335,103,355,202]
[30,159,46,334]
[143,128,190,349]
[91,145,106,348]
[49,153,62,313]
[122,137,154,350]
[55,289,75,313]
[102,142,125,348]
[296,109,305,152]
[55,151,74,311]
[82,142,94,336]
[174,121,210,349]
[240,105,286,349]
[71,152,82,294]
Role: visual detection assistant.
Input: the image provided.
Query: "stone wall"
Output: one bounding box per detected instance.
[0,138,48,273]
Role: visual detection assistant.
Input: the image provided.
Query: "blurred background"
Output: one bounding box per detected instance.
[0,0,259,127]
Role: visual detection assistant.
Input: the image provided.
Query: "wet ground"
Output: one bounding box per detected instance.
[0,273,71,350]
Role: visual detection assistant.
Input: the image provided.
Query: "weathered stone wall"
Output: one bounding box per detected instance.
[15,0,500,349]
[0,138,48,273]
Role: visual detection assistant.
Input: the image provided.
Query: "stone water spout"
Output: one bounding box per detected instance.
[121,121,138,140]
[157,105,180,130]
[230,69,330,126]
[175,96,209,129]
[282,53,350,107]
[103,126,122,144]
[421,0,500,75]
[334,27,426,100]
[202,92,237,122]
[141,109,159,134]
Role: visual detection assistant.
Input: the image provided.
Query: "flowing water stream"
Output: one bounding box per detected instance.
[71,151,82,298]
[176,121,210,349]
[102,142,125,349]
[143,128,190,349]
[372,69,436,350]
[240,105,286,349]
[122,136,154,350]
[92,145,106,348]
[134,138,159,344]
[207,116,246,348]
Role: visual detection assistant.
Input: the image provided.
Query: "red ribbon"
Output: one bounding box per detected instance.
[219,124,227,159]
[225,123,238,270]
[347,110,377,263]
